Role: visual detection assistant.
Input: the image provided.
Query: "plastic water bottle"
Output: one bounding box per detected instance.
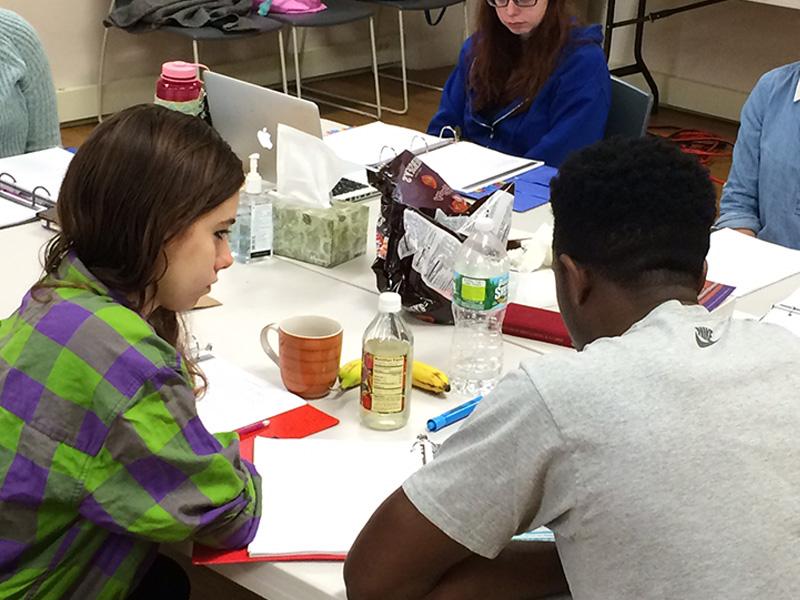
[154,61,206,118]
[450,216,509,396]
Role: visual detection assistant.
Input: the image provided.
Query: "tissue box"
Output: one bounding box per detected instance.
[272,199,369,268]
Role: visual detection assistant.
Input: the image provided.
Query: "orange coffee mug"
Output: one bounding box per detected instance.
[260,316,343,400]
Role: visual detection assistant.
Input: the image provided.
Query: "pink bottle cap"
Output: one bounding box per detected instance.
[161,61,207,80]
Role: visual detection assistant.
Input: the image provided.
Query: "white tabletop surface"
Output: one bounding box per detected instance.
[3,208,798,599]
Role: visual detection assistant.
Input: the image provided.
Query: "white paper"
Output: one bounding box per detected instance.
[761,286,800,336]
[276,124,359,208]
[195,356,305,434]
[706,228,800,297]
[0,200,38,228]
[0,147,73,203]
[323,121,446,167]
[418,141,541,192]
[248,438,421,556]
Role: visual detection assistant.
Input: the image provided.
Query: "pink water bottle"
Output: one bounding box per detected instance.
[154,61,206,117]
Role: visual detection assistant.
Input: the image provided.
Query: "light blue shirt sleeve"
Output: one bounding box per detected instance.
[715,76,767,234]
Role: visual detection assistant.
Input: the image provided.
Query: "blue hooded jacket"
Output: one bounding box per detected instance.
[428,25,611,167]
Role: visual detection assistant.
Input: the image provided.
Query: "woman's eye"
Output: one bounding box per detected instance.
[214,230,231,240]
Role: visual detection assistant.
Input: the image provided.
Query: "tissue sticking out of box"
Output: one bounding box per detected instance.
[276,123,362,209]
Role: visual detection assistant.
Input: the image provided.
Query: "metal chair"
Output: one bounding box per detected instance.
[357,0,469,115]
[604,76,654,139]
[98,0,286,122]
[268,0,382,119]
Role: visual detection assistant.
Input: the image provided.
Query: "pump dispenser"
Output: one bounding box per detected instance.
[230,153,272,264]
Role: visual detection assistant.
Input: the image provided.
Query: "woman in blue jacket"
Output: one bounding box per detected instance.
[428,0,610,167]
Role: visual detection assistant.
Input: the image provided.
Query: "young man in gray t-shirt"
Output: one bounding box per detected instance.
[344,136,800,600]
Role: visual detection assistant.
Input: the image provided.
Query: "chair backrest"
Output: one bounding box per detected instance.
[604,76,654,139]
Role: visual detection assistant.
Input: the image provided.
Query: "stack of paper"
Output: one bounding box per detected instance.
[195,356,306,434]
[248,438,422,557]
[418,141,541,192]
[706,229,800,297]
[324,121,447,167]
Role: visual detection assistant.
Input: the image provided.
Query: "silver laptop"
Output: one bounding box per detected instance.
[204,71,378,202]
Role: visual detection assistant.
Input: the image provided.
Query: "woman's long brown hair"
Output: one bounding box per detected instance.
[39,104,244,392]
[469,0,578,114]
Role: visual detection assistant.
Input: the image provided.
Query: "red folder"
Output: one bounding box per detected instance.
[192,404,343,565]
[502,303,573,348]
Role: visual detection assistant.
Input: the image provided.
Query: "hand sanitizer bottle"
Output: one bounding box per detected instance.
[231,153,272,264]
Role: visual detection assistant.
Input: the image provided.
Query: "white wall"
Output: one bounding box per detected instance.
[594,0,800,120]
[6,0,800,123]
[4,0,469,122]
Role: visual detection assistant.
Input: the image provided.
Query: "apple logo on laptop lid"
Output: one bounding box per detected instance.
[257,127,273,151]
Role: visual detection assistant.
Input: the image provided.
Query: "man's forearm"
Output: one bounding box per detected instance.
[423,541,568,600]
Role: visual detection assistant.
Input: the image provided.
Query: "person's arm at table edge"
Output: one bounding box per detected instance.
[344,488,568,600]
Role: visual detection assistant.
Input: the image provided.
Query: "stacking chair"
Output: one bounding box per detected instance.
[268,0,382,119]
[604,76,654,139]
[98,0,286,122]
[357,0,469,115]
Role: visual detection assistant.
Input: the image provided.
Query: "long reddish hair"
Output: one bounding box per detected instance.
[469,0,578,114]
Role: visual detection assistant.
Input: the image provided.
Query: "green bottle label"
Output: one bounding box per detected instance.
[453,272,509,310]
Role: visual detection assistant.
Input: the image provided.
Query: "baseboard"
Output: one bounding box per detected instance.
[57,39,400,123]
[615,69,748,122]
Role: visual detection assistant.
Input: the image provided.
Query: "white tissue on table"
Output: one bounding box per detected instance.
[276,124,361,208]
[508,223,554,273]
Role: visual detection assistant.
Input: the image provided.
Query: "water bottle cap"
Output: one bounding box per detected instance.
[161,61,203,80]
[378,292,401,313]
[475,216,494,232]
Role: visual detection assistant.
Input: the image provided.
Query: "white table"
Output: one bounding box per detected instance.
[3,212,798,600]
[0,222,561,600]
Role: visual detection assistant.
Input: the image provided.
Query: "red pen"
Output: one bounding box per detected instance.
[235,419,271,436]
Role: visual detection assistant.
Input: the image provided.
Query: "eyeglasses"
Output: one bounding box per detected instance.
[486,0,539,7]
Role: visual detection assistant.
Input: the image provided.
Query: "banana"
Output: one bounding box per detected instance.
[338,358,362,390]
[411,361,451,394]
[337,358,450,395]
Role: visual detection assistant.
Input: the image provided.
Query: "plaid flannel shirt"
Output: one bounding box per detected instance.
[0,254,261,599]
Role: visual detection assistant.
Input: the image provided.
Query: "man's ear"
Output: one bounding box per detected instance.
[696,260,709,295]
[557,254,592,307]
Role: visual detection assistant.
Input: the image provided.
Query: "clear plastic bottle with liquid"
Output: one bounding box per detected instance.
[360,292,414,431]
[450,216,509,396]
[230,153,272,264]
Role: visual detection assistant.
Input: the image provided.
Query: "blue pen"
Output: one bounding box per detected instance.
[426,396,482,432]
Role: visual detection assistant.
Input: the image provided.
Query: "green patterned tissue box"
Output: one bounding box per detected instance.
[273,199,369,267]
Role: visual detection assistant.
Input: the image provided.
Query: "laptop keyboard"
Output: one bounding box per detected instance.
[331,177,371,197]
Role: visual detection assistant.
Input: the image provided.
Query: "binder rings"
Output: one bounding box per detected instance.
[0,147,73,228]
[192,434,434,565]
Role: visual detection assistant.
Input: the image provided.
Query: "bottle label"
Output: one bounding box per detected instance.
[453,272,509,310]
[249,202,273,259]
[360,352,407,414]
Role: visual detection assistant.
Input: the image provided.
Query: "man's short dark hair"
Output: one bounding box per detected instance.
[550,135,717,287]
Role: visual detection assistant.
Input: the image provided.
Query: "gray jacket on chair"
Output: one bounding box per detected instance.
[106,0,257,31]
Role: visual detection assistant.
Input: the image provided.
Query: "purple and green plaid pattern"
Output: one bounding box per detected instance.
[0,255,261,599]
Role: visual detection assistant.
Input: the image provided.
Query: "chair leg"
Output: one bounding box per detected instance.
[97,27,110,123]
[369,17,382,120]
[292,27,302,98]
[278,30,288,95]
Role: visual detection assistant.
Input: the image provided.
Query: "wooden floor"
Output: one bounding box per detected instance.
[60,67,739,600]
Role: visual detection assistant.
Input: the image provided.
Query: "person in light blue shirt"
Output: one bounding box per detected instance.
[716,62,800,249]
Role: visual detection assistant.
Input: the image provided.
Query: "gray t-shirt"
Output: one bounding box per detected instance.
[404,301,800,599]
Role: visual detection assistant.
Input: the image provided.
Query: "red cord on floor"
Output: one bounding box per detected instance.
[648,126,733,186]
